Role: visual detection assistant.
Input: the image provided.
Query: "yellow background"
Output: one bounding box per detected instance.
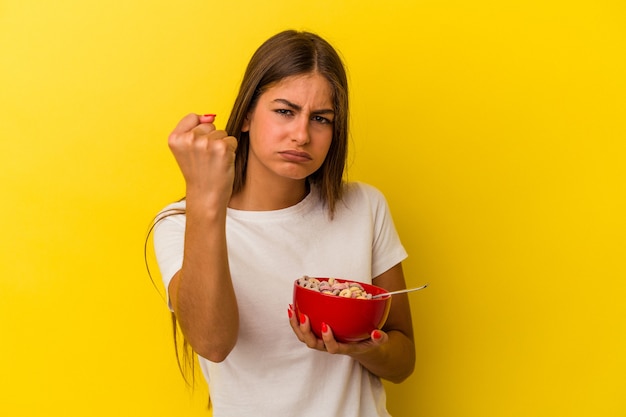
[1,1,625,416]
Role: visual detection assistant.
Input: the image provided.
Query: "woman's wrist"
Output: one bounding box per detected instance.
[185,189,230,218]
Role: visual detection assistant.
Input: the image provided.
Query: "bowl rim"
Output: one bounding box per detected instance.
[293,277,391,301]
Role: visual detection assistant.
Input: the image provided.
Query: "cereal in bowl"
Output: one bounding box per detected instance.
[296,276,373,299]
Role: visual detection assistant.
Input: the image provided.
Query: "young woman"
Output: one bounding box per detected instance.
[153,30,415,416]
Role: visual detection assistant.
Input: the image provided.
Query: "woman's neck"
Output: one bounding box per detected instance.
[229,177,309,211]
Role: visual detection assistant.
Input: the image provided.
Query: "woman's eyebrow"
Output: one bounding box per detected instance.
[272,98,334,115]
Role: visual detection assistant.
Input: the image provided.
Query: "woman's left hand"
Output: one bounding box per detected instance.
[287,265,415,383]
[287,304,388,355]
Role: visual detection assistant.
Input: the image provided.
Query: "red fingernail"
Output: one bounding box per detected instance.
[299,313,306,325]
[287,308,293,319]
[373,330,383,340]
[321,322,328,333]
[203,114,216,117]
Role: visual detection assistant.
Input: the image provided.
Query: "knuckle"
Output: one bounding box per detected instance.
[167,133,181,149]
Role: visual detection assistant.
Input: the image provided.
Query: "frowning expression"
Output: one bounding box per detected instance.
[242,72,334,183]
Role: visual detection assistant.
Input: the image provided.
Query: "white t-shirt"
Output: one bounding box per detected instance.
[153,182,408,417]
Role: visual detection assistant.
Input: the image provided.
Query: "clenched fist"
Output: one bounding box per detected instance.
[168,114,238,210]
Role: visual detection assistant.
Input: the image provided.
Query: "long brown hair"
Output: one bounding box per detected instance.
[146,30,350,389]
[227,29,349,214]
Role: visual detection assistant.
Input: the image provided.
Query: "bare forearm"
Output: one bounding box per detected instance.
[349,330,415,383]
[164,113,240,362]
[171,199,238,362]
[353,265,416,383]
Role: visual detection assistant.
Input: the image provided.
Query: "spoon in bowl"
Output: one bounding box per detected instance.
[372,283,429,299]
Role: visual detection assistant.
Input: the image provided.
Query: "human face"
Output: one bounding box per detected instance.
[242,72,335,184]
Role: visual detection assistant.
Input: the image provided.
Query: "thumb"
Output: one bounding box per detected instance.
[199,113,217,124]
[371,329,388,345]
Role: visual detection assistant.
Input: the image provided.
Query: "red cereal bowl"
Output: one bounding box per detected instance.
[292,277,392,343]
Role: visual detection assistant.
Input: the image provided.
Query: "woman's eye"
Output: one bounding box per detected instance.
[275,109,293,116]
[312,115,333,124]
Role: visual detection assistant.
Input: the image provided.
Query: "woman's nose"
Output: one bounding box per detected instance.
[291,117,310,145]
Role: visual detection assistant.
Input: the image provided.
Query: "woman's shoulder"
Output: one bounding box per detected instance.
[154,199,187,223]
[342,181,386,201]
[158,199,186,213]
[338,182,391,214]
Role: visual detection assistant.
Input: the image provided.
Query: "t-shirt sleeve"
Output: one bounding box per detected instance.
[152,204,186,310]
[363,183,408,278]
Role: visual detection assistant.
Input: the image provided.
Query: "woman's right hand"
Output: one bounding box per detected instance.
[167,114,238,208]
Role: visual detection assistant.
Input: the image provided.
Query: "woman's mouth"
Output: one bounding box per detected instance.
[279,150,313,162]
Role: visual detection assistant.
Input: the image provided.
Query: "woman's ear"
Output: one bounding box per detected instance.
[241,114,250,132]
